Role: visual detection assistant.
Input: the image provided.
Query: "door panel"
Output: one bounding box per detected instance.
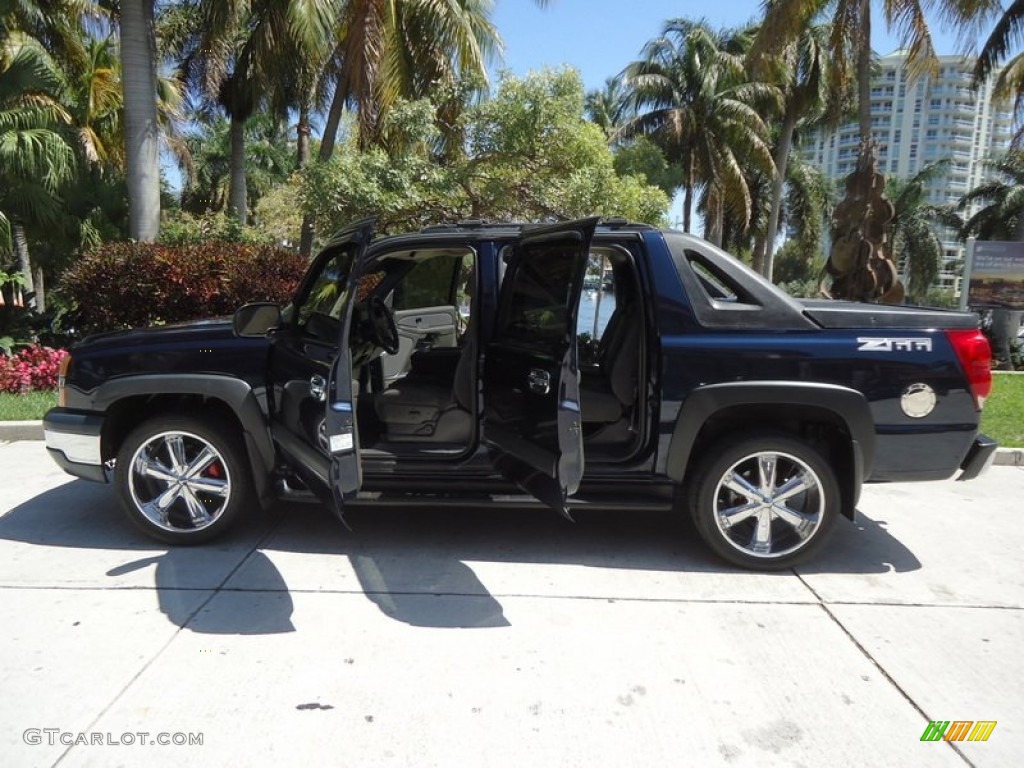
[267,219,375,521]
[382,305,459,382]
[482,218,598,514]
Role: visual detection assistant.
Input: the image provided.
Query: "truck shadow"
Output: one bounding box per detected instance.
[0,481,920,633]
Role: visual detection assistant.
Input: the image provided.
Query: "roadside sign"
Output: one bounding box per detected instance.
[964,240,1024,309]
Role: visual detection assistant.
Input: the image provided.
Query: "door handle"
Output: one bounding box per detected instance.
[527,368,551,395]
[309,375,327,402]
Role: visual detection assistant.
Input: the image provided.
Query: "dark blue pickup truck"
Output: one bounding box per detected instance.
[43,218,997,569]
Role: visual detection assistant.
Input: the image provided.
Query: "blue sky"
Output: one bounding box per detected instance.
[488,1,975,226]
[491,0,972,91]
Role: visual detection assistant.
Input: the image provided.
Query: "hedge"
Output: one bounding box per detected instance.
[61,241,307,334]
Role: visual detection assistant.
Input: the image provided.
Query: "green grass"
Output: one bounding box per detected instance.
[983,374,1024,448]
[0,390,56,421]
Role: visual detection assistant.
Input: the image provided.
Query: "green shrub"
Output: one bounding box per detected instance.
[159,210,274,246]
[60,241,307,335]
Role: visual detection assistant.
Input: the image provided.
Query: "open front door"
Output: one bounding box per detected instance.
[482,218,598,516]
[266,219,375,524]
[323,219,376,522]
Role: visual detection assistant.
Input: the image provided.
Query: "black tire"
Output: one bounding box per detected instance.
[687,432,840,570]
[115,413,253,545]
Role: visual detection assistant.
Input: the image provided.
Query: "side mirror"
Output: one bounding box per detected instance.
[233,303,281,337]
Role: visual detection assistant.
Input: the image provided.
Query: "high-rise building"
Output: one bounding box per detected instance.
[802,51,1014,290]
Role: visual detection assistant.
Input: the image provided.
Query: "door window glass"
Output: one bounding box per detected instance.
[499,242,582,342]
[297,246,356,327]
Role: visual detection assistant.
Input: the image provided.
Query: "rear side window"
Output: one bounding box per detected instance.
[662,231,818,331]
[685,250,753,306]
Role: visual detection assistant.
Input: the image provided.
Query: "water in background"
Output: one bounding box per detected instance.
[577,290,616,338]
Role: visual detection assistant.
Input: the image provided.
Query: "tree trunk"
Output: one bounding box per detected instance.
[682,181,693,233]
[32,266,44,313]
[296,105,311,170]
[751,236,767,275]
[13,224,35,310]
[120,0,161,241]
[763,110,798,281]
[990,310,1020,370]
[708,192,724,247]
[319,85,346,163]
[297,104,315,256]
[857,0,872,144]
[227,115,248,223]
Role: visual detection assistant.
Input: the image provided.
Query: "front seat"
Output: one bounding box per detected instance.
[373,332,475,442]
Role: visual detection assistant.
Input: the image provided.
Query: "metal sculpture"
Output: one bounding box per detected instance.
[823,140,905,303]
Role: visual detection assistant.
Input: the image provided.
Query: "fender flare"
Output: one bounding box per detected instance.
[665,381,875,516]
[91,374,276,499]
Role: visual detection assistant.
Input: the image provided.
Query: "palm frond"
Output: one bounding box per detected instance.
[975,0,1024,85]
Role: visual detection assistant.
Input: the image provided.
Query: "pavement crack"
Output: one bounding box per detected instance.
[793,571,976,768]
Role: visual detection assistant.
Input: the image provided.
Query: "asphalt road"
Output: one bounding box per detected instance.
[0,438,1021,767]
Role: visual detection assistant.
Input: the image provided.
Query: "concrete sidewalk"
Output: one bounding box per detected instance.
[0,439,1021,767]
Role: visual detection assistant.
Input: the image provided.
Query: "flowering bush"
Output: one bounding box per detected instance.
[0,346,69,393]
[60,241,307,335]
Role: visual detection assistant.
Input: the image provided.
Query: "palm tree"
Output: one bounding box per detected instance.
[0,34,77,309]
[302,0,510,255]
[180,113,292,216]
[585,76,627,142]
[318,0,502,160]
[959,152,1024,240]
[755,0,997,300]
[972,7,1024,147]
[0,0,93,72]
[779,154,832,255]
[621,19,777,244]
[171,1,339,223]
[887,161,955,302]
[68,34,123,169]
[118,0,161,240]
[750,21,847,280]
[974,1,1024,91]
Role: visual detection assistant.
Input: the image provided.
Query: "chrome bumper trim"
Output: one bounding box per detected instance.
[44,429,102,466]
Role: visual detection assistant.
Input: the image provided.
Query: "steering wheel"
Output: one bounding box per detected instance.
[366,296,400,354]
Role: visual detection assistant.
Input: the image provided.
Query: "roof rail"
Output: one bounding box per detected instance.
[599,216,656,230]
[419,220,524,233]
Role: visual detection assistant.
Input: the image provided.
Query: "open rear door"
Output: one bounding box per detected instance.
[324,219,377,522]
[482,218,598,517]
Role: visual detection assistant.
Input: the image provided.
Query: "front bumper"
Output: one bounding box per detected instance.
[958,433,998,481]
[43,408,107,483]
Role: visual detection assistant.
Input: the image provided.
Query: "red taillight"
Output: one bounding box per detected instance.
[945,329,992,410]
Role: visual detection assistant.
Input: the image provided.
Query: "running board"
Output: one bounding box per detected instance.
[347,491,673,512]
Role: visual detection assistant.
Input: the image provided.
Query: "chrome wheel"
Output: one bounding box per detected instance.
[712,450,825,559]
[689,433,840,570]
[127,430,232,533]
